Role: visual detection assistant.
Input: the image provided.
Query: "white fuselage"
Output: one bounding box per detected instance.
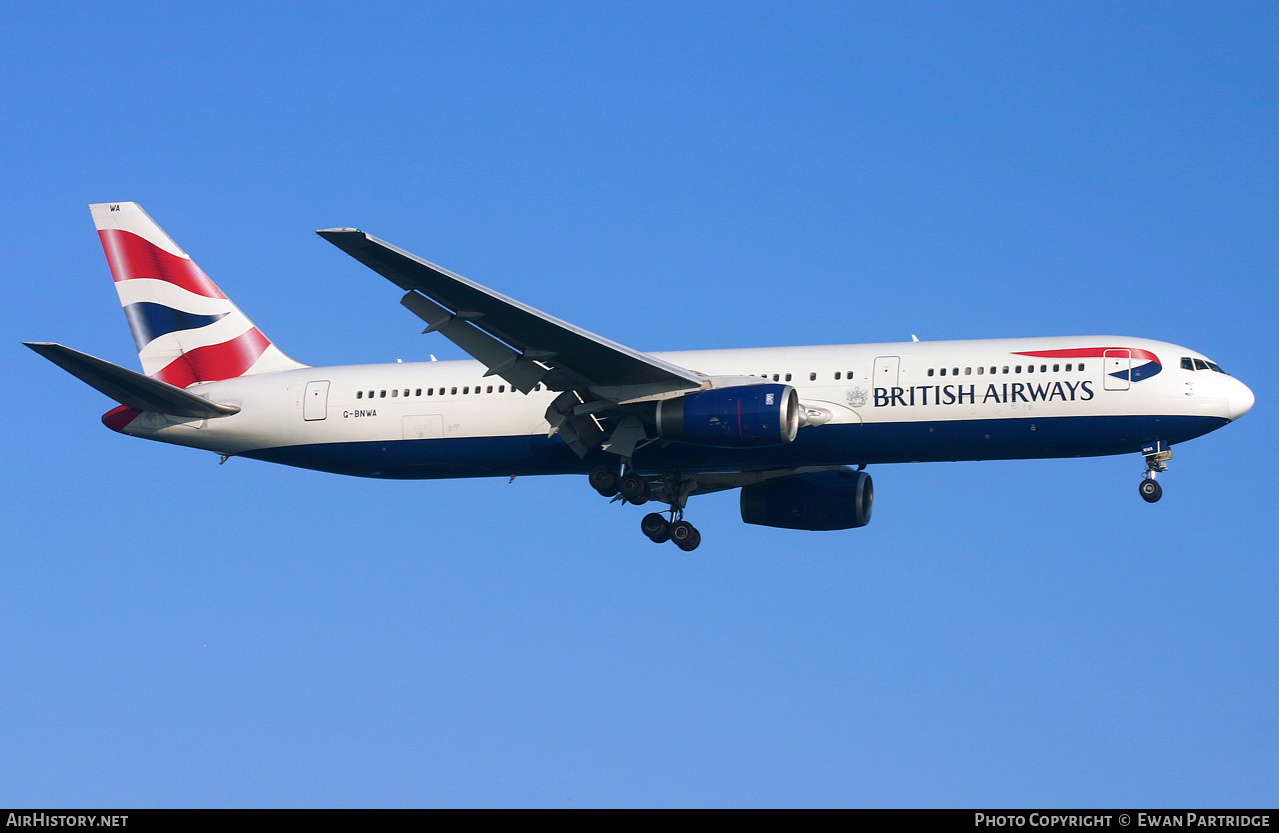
[109,335,1252,480]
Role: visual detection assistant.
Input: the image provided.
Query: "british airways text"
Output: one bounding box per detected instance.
[874,381,1095,408]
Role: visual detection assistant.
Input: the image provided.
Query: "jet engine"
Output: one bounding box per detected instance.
[740,469,873,530]
[655,384,799,448]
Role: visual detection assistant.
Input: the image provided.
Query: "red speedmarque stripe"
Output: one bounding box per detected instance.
[98,229,228,299]
[153,328,271,387]
[102,405,142,432]
[1014,347,1161,365]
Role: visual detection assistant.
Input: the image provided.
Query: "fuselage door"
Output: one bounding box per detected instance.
[873,356,900,392]
[304,380,330,420]
[1103,350,1131,391]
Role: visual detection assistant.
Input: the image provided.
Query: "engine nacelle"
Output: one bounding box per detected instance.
[656,384,799,448]
[740,469,874,531]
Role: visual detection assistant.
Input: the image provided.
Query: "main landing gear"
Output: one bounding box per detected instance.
[589,463,702,551]
[1139,440,1172,504]
[640,511,701,551]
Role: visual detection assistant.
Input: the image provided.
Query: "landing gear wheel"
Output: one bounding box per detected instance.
[669,520,701,552]
[589,464,619,497]
[1139,478,1162,503]
[619,474,648,505]
[641,513,670,543]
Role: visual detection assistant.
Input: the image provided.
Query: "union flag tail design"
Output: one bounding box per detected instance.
[90,202,306,387]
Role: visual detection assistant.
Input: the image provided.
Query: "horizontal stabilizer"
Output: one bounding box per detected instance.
[24,342,241,419]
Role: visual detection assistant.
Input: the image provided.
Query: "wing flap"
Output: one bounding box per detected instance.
[24,342,240,419]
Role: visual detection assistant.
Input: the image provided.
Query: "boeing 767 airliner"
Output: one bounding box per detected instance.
[26,203,1254,550]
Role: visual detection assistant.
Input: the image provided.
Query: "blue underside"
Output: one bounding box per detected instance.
[238,414,1229,480]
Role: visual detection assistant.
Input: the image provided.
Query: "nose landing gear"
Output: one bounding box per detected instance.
[1139,440,1171,503]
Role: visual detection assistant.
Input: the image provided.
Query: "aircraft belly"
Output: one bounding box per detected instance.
[236,413,1228,480]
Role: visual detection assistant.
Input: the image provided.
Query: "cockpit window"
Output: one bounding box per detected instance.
[1182,357,1229,375]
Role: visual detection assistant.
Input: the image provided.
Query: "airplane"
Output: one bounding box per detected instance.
[26,202,1255,551]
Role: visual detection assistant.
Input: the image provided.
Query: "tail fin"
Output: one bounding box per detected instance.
[90,202,306,387]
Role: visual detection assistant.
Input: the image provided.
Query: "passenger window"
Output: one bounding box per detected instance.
[356,391,363,399]
[499,385,505,393]
[809,372,816,381]
[415,388,421,396]
[450,387,457,395]
[487,385,493,393]
[1078,363,1085,371]
[392,389,398,397]
[1053,364,1059,373]
[785,373,792,382]
[1027,365,1034,373]
[1066,364,1072,372]
[952,368,959,376]
[1015,366,1022,374]
[928,368,935,377]
[940,368,947,376]
[1040,365,1047,373]
[834,372,842,380]
[964,367,971,375]
[977,366,984,375]
[773,374,779,382]
[368,390,374,398]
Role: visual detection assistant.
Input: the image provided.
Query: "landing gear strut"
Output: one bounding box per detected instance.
[1139,440,1171,504]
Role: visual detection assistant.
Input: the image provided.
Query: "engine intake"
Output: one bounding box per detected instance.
[740,469,873,530]
[656,384,799,448]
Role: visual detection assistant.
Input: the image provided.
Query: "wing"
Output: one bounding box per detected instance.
[316,229,702,394]
[317,228,709,456]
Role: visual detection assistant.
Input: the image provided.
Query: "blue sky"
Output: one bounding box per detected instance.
[3,2,1275,807]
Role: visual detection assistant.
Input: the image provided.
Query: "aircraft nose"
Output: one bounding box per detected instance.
[1228,377,1255,421]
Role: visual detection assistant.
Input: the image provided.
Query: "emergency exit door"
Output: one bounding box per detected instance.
[304,380,330,420]
[873,356,900,389]
[1103,350,1131,391]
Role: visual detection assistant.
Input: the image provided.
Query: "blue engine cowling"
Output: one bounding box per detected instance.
[739,469,874,530]
[656,384,799,448]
